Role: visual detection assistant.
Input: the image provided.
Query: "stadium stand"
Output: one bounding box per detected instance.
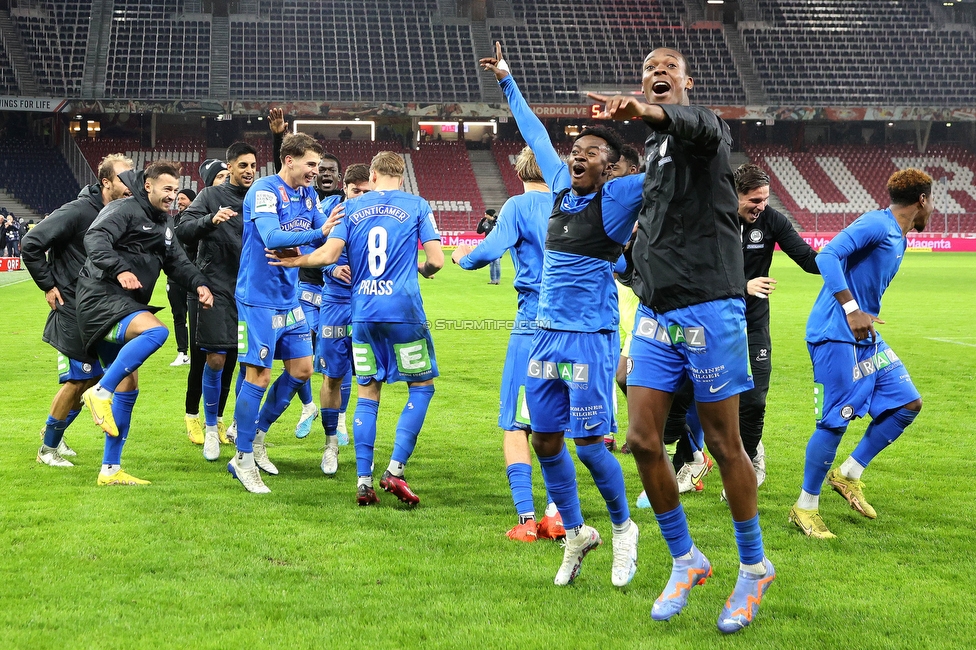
[0,135,80,214]
[744,0,976,105]
[411,141,484,231]
[228,0,480,102]
[9,1,91,97]
[747,144,976,233]
[0,43,18,95]
[487,0,746,105]
[76,136,208,192]
[103,0,211,99]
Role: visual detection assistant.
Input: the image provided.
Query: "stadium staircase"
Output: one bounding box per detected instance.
[81,0,114,98]
[722,27,768,104]
[0,190,43,223]
[467,149,510,214]
[469,21,503,104]
[209,15,230,100]
[0,10,39,96]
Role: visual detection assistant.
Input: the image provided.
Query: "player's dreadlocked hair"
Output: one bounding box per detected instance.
[575,125,623,164]
[887,168,932,206]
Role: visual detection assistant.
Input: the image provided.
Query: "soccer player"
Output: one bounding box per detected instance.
[180,161,231,446]
[314,163,371,475]
[168,188,200,368]
[21,153,134,467]
[670,164,820,498]
[229,133,335,494]
[481,43,642,587]
[175,144,258,461]
[76,161,213,485]
[590,48,774,632]
[789,169,932,539]
[291,151,345,439]
[452,146,564,542]
[268,151,443,506]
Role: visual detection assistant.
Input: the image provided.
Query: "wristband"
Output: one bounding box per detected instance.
[842,300,859,315]
[496,59,510,73]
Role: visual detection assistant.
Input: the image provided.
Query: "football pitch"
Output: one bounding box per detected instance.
[1,253,974,648]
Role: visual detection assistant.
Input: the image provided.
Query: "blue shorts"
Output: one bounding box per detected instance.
[297,286,322,337]
[809,339,920,429]
[316,300,352,378]
[237,303,313,369]
[57,352,103,384]
[94,310,146,369]
[626,298,753,403]
[499,333,533,431]
[351,321,438,385]
[525,329,619,438]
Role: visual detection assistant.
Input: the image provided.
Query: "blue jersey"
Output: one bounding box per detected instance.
[237,174,326,308]
[319,191,352,303]
[460,190,549,333]
[806,208,906,346]
[500,74,644,332]
[329,189,440,324]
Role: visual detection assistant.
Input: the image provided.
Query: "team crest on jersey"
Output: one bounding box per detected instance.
[164,227,173,246]
[277,186,290,203]
[749,229,763,243]
[306,197,313,210]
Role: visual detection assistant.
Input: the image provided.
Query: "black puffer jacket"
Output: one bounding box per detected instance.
[174,180,246,298]
[75,170,208,353]
[21,183,105,361]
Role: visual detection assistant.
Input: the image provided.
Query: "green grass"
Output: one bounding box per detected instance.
[1,253,975,649]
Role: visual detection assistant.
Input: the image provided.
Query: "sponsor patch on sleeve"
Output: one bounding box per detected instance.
[254,190,278,214]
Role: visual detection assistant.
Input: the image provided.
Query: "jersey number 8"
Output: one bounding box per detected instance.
[367,226,388,276]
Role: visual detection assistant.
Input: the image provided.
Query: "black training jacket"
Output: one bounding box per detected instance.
[741,205,820,330]
[75,170,208,353]
[633,104,745,312]
[21,184,105,361]
[175,181,246,298]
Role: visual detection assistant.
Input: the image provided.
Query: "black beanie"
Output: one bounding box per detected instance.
[199,158,229,187]
[178,188,197,201]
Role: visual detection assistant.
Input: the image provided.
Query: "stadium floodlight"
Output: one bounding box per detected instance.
[293,120,376,141]
[707,0,724,4]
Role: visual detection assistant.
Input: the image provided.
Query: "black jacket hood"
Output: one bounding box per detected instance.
[118,169,169,223]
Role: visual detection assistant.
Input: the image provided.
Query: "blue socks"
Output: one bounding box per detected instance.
[102,390,138,465]
[655,504,694,558]
[43,415,70,448]
[234,366,244,398]
[99,327,168,392]
[354,398,379,476]
[257,371,305,432]
[234,380,266,453]
[202,365,222,427]
[686,403,704,452]
[391,385,434,466]
[576,442,630,526]
[537,444,583,530]
[506,462,534,517]
[802,425,846,495]
[321,407,340,436]
[852,407,918,468]
[340,370,352,412]
[45,408,82,448]
[298,378,313,405]
[732,514,765,565]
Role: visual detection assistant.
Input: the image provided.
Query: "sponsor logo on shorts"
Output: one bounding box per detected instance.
[813,382,824,418]
[515,385,531,426]
[852,348,900,381]
[352,343,377,375]
[527,360,589,383]
[582,420,601,431]
[635,317,672,344]
[708,381,731,394]
[321,324,349,339]
[840,405,855,420]
[237,321,248,354]
[394,339,433,375]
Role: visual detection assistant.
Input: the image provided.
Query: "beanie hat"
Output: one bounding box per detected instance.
[199,158,229,187]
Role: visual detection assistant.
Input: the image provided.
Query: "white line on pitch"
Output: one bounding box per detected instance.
[924,337,976,348]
